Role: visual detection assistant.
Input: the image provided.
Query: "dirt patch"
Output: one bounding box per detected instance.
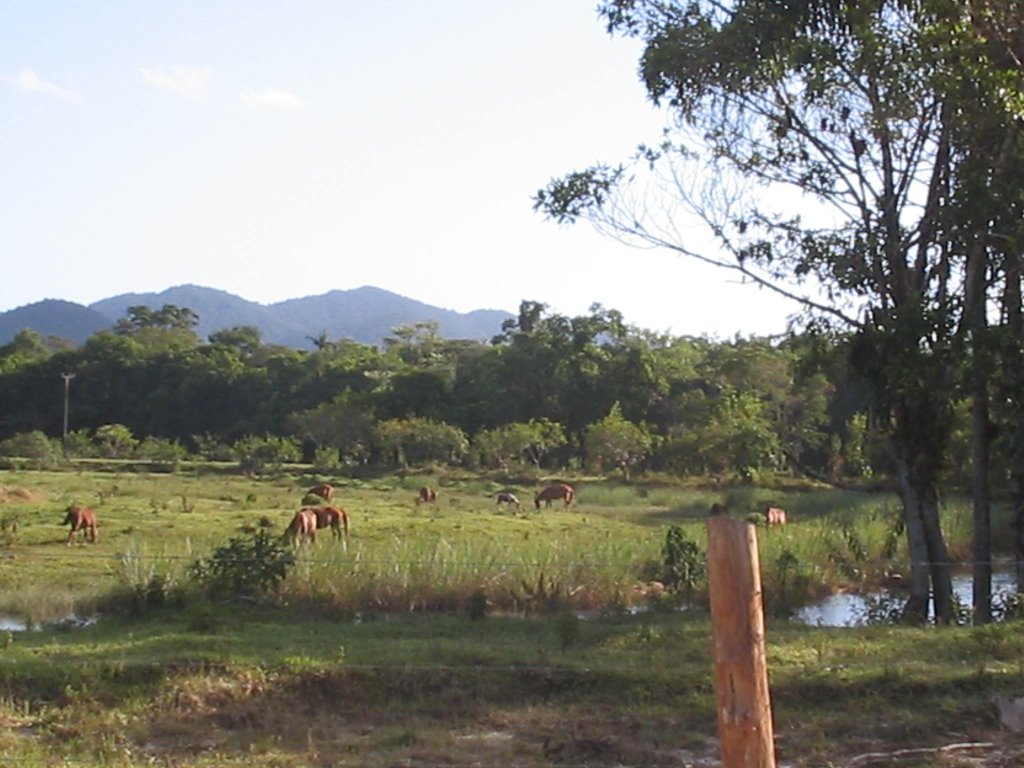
[0,487,40,504]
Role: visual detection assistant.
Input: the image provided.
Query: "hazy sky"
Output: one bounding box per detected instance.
[2,1,800,338]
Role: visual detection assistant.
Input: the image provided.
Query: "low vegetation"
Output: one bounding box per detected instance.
[0,466,1020,766]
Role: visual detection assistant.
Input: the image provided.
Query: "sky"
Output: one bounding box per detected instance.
[2,1,802,339]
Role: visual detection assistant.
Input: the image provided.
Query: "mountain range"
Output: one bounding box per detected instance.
[0,285,514,349]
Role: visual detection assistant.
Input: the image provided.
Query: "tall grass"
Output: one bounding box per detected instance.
[0,467,998,623]
[282,528,663,614]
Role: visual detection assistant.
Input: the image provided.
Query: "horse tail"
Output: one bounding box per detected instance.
[341,509,349,535]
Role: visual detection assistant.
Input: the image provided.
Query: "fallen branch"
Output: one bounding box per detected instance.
[846,741,994,767]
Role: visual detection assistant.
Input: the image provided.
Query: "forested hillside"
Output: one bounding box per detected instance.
[0,284,513,349]
[0,297,981,489]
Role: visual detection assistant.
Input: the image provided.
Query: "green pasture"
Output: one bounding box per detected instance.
[0,467,1006,624]
[0,467,1021,766]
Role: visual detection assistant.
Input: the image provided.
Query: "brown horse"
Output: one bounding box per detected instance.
[496,491,521,510]
[308,505,350,540]
[285,508,318,544]
[417,486,437,504]
[534,483,574,510]
[307,483,335,502]
[764,506,787,526]
[63,504,98,544]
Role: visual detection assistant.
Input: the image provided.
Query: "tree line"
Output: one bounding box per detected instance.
[0,301,875,480]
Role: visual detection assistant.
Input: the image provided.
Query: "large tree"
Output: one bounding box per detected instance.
[536,0,990,622]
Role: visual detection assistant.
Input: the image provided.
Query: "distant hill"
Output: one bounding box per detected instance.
[0,285,513,349]
[0,299,112,346]
[268,287,512,348]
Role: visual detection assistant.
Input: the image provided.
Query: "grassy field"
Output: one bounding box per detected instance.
[0,466,1021,767]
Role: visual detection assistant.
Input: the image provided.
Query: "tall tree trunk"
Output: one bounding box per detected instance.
[965,234,993,624]
[895,461,933,622]
[971,377,992,624]
[1005,259,1024,592]
[922,489,955,625]
[893,398,955,624]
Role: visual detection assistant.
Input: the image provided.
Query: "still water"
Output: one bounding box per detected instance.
[796,570,1019,626]
[0,614,95,632]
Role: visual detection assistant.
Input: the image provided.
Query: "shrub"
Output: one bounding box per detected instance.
[190,530,296,599]
[662,525,706,600]
[232,434,301,476]
[135,436,188,470]
[312,445,343,474]
[191,432,234,462]
[0,431,62,469]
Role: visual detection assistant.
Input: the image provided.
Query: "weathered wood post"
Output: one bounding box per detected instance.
[707,516,776,768]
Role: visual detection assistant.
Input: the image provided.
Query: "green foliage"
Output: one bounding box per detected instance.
[190,529,296,599]
[374,417,467,468]
[135,436,188,470]
[0,431,63,469]
[191,432,233,461]
[661,525,705,599]
[472,419,567,471]
[583,403,652,480]
[62,429,97,458]
[311,445,343,474]
[232,434,301,476]
[94,423,137,459]
[701,389,781,474]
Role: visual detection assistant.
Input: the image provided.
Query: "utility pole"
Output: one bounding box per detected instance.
[60,372,75,445]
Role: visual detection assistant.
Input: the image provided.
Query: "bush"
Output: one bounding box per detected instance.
[190,530,296,599]
[312,445,343,474]
[662,525,706,600]
[232,435,301,476]
[62,429,97,459]
[191,433,234,462]
[135,436,188,471]
[0,431,63,469]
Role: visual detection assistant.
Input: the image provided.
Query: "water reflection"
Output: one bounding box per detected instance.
[0,614,95,632]
[0,615,26,631]
[796,570,1019,626]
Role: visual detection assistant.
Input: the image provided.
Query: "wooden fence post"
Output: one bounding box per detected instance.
[707,516,776,768]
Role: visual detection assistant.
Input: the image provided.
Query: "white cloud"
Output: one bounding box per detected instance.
[239,87,306,111]
[15,68,83,103]
[139,67,210,99]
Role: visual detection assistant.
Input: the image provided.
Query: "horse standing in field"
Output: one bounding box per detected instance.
[534,483,575,510]
[417,486,437,504]
[764,506,787,526]
[285,508,318,544]
[62,504,98,544]
[307,483,335,502]
[308,505,350,540]
[495,491,521,510]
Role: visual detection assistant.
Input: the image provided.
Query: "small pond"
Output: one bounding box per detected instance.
[795,570,1019,626]
[0,614,96,632]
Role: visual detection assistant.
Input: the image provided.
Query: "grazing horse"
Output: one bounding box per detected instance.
[285,508,318,544]
[308,505,350,540]
[534,483,575,510]
[307,483,335,502]
[496,491,521,510]
[417,486,437,504]
[764,506,787,526]
[63,504,98,544]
